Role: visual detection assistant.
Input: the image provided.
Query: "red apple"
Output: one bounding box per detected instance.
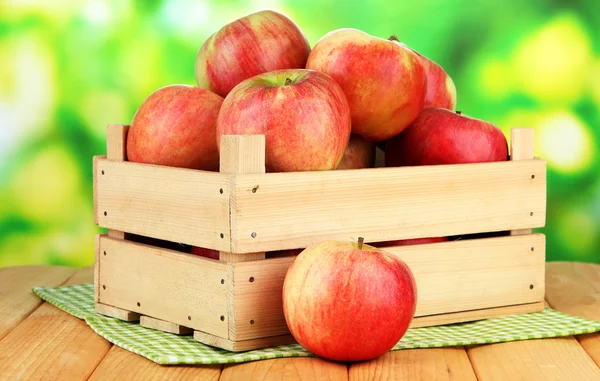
[282,238,417,362]
[191,246,220,260]
[217,69,352,172]
[306,30,426,143]
[377,236,448,247]
[195,10,311,98]
[386,108,509,167]
[336,134,376,169]
[127,85,223,170]
[414,52,457,111]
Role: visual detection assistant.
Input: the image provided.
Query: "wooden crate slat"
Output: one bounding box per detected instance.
[388,233,546,317]
[193,330,296,352]
[95,157,232,252]
[227,234,544,341]
[230,159,546,253]
[96,235,230,338]
[230,257,296,341]
[140,315,193,335]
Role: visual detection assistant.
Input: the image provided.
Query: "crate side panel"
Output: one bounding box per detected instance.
[386,233,546,317]
[97,236,230,338]
[230,234,544,340]
[232,160,546,253]
[95,158,231,251]
[231,257,296,341]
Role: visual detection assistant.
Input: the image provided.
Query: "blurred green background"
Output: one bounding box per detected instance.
[0,0,598,268]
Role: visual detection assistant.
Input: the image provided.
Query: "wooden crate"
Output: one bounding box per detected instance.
[93,124,546,352]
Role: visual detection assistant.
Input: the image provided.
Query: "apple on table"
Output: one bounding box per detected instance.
[282,238,417,362]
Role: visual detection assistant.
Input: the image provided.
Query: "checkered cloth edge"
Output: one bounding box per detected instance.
[32,284,600,365]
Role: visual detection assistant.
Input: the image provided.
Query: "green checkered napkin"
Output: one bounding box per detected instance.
[33,284,600,365]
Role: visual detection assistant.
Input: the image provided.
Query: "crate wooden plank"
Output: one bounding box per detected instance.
[106,124,130,240]
[219,134,266,262]
[95,157,231,252]
[95,303,140,322]
[410,302,545,328]
[220,358,347,381]
[510,127,535,237]
[387,233,545,317]
[89,345,222,381]
[140,315,193,335]
[96,235,230,338]
[227,235,544,341]
[349,348,477,381]
[0,265,76,341]
[193,330,295,352]
[230,257,296,341]
[230,159,546,253]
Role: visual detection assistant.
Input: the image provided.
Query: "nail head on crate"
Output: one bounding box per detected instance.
[137,302,141,307]
[249,277,255,283]
[220,279,225,284]
[101,170,105,175]
[531,174,535,179]
[220,233,224,239]
[103,251,106,256]
[530,212,534,216]
[188,316,191,321]
[104,211,107,216]
[251,232,257,238]
[531,247,534,251]
[220,315,225,321]
[102,284,106,290]
[529,284,534,290]
[219,188,223,194]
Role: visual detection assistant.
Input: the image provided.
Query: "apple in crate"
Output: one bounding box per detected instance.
[386,107,509,167]
[413,51,457,111]
[306,29,426,143]
[195,10,311,97]
[336,134,376,169]
[127,85,223,171]
[282,238,417,362]
[217,69,351,172]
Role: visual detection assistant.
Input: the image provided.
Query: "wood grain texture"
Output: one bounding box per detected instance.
[95,157,231,251]
[230,159,546,253]
[230,257,296,340]
[375,234,545,317]
[467,336,600,380]
[95,303,140,321]
[0,265,76,340]
[106,124,129,239]
[140,315,193,335]
[510,127,536,236]
[220,358,348,381]
[410,302,545,328]
[97,235,230,338]
[220,134,266,261]
[193,330,295,352]
[349,348,477,381]
[89,345,221,381]
[546,262,600,368]
[0,267,111,381]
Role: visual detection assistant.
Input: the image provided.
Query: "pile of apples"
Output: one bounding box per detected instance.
[125,10,510,361]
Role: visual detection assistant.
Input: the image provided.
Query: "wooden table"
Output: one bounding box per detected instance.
[1,262,600,380]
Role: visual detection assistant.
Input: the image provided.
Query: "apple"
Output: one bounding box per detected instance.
[413,51,457,111]
[127,85,223,170]
[217,69,352,172]
[195,10,311,98]
[386,108,509,167]
[336,134,376,169]
[306,29,427,143]
[191,246,220,260]
[282,238,417,362]
[377,236,448,247]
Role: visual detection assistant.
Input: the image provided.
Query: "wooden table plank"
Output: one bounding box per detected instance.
[349,348,477,381]
[0,265,76,340]
[220,358,348,381]
[464,261,600,380]
[0,267,111,381]
[88,345,221,381]
[546,261,600,368]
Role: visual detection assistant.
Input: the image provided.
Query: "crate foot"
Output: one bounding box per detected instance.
[194,330,296,352]
[410,301,545,328]
[140,315,193,335]
[95,302,141,321]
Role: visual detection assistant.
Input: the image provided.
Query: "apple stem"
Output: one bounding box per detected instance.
[285,77,292,86]
[388,34,400,42]
[358,237,364,250]
[456,110,462,115]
